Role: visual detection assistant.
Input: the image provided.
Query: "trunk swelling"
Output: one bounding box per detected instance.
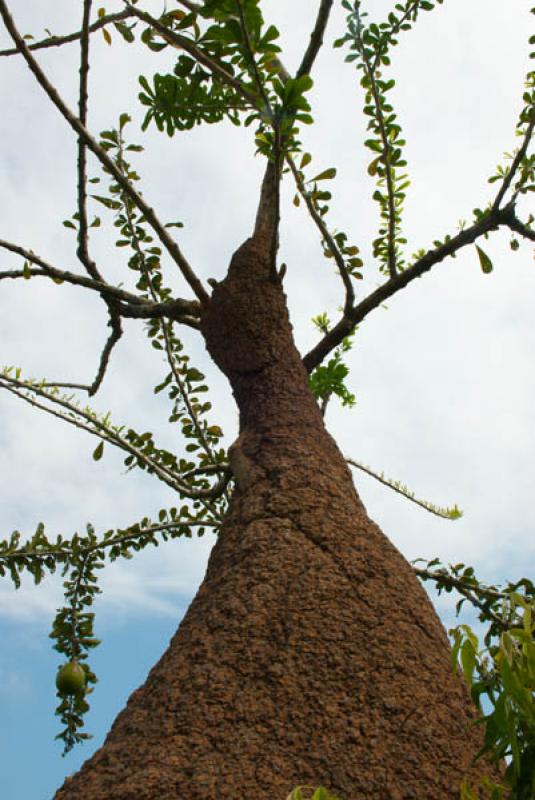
[55,181,495,800]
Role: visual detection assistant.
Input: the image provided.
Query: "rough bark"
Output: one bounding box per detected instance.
[55,167,497,800]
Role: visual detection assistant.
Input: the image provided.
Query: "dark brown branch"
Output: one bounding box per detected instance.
[414,567,506,628]
[303,203,518,372]
[297,0,334,78]
[40,310,123,397]
[507,213,535,242]
[0,8,134,57]
[76,0,102,283]
[0,0,209,306]
[0,240,201,323]
[287,155,354,313]
[88,308,123,395]
[493,108,535,211]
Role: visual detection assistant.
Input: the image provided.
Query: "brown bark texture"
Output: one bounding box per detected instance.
[55,170,496,800]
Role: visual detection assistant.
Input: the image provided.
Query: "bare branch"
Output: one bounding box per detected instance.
[0,9,134,57]
[493,108,535,211]
[38,311,123,397]
[297,0,334,78]
[76,0,102,283]
[88,309,123,396]
[0,0,209,305]
[287,154,354,313]
[303,203,518,372]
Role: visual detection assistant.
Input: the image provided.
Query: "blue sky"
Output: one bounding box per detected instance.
[0,1,534,798]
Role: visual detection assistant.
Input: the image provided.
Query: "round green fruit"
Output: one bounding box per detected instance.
[56,661,86,695]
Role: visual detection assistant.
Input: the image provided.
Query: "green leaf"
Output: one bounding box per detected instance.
[311,167,336,182]
[92,442,104,461]
[22,261,32,280]
[475,245,493,274]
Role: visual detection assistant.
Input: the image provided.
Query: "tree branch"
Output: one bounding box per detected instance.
[0,239,201,324]
[355,6,397,278]
[0,375,221,500]
[414,566,505,627]
[493,108,535,211]
[297,0,334,78]
[0,0,209,305]
[303,203,518,372]
[88,310,123,396]
[347,458,461,520]
[0,9,134,57]
[76,0,102,283]
[507,213,535,242]
[287,154,354,313]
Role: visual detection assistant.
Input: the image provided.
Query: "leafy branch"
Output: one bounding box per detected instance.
[1,510,221,752]
[348,459,462,520]
[0,0,209,304]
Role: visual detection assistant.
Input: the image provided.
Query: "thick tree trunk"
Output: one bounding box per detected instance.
[55,169,495,800]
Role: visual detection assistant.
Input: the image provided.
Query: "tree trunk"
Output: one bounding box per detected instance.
[55,169,495,800]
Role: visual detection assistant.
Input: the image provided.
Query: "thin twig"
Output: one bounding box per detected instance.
[297,0,334,78]
[0,8,134,57]
[88,310,123,396]
[0,375,225,500]
[0,0,209,305]
[235,0,271,111]
[0,519,220,565]
[371,0,420,72]
[414,567,506,627]
[119,161,217,463]
[507,213,535,242]
[303,202,518,372]
[73,0,124,395]
[493,109,535,211]
[347,458,460,520]
[355,7,397,278]
[287,155,354,313]
[76,0,101,282]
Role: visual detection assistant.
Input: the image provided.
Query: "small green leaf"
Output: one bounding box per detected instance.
[475,245,493,274]
[311,167,336,182]
[22,261,32,280]
[92,442,104,461]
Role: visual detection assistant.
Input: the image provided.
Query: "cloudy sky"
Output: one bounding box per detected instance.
[0,1,534,797]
